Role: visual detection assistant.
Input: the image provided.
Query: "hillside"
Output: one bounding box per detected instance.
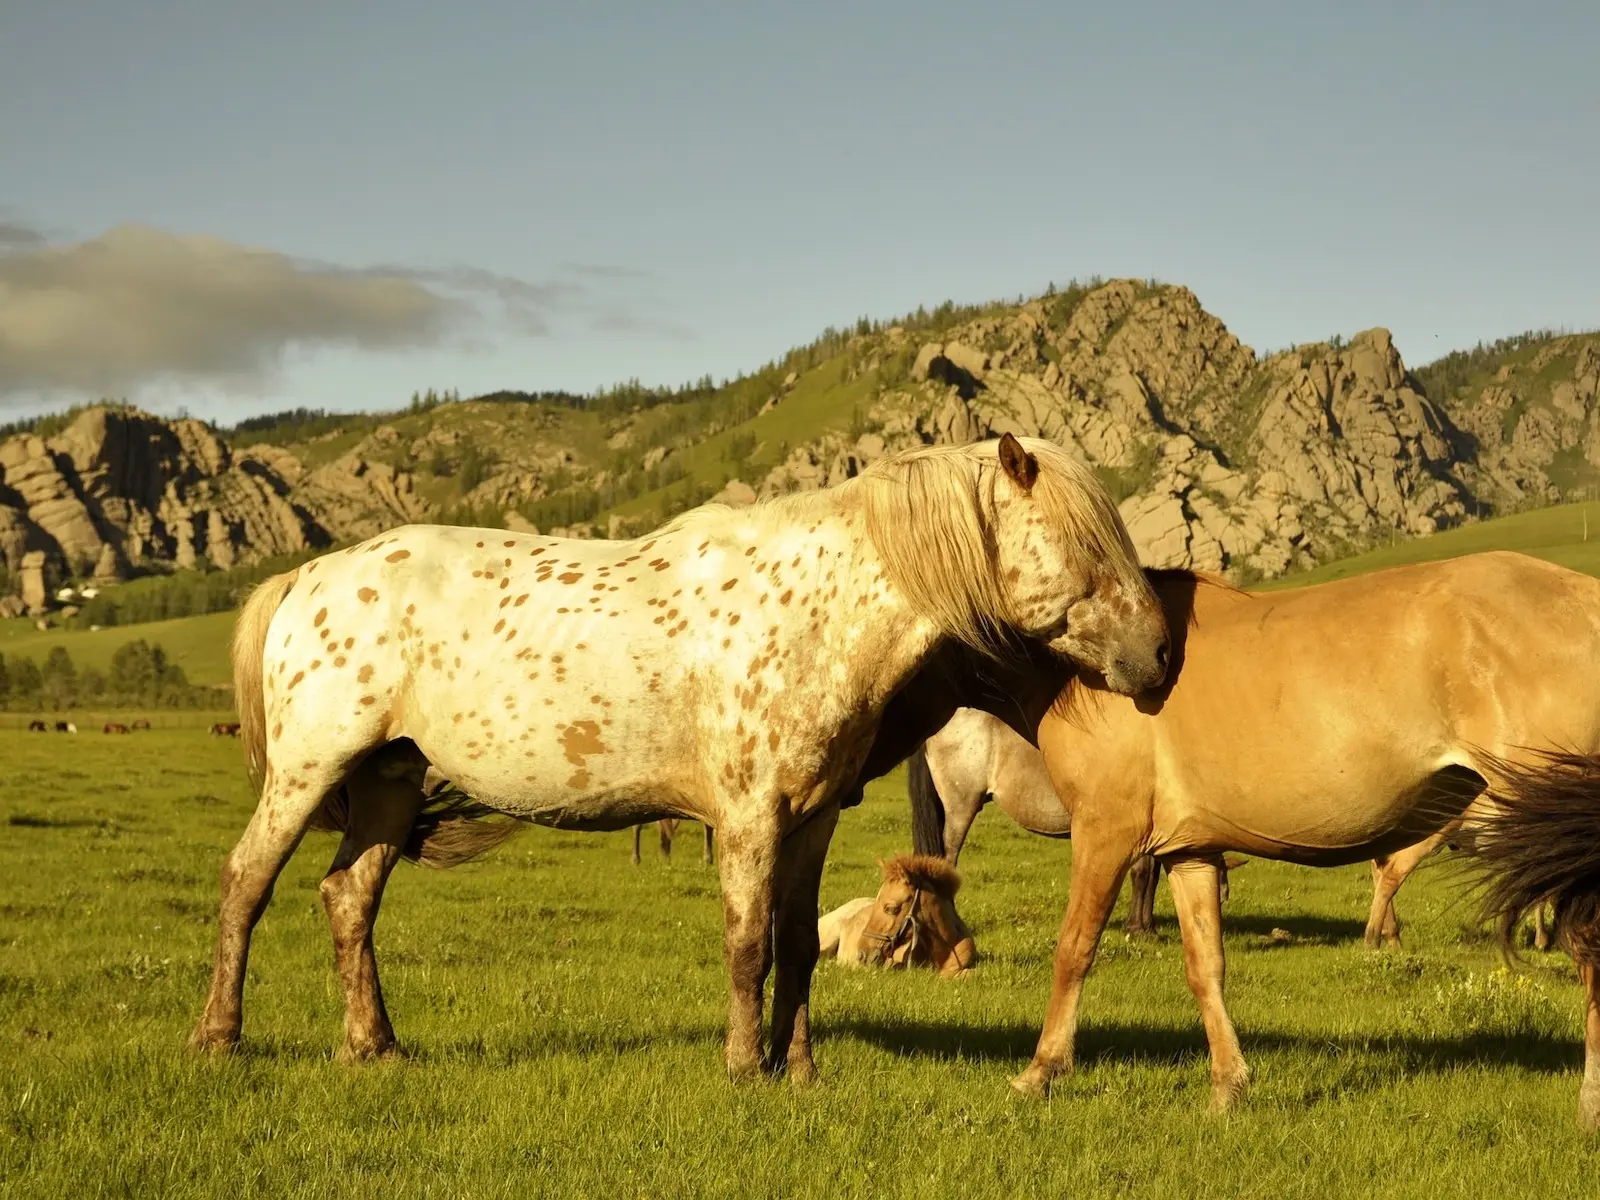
[1,279,1596,607]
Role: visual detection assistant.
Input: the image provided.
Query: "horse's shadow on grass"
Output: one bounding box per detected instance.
[823,1015,1581,1081]
[1125,912,1369,945]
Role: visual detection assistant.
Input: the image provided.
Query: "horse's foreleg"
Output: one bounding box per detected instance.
[768,804,841,1085]
[717,815,781,1080]
[1166,857,1248,1111]
[319,757,425,1062]
[1580,962,1600,1131]
[1123,854,1159,937]
[191,766,344,1052]
[1012,833,1133,1098]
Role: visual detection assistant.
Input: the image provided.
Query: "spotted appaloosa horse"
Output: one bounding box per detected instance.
[191,434,1170,1083]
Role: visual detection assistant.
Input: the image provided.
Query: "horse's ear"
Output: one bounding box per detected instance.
[997,432,1039,494]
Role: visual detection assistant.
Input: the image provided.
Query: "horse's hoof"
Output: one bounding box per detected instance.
[188,1025,240,1055]
[1579,1085,1600,1133]
[1009,1063,1060,1099]
[337,1037,400,1065]
[726,1054,767,1084]
[1209,1068,1250,1114]
[786,1058,820,1089]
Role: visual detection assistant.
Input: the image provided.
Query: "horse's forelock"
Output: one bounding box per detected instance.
[880,852,962,898]
[859,439,1146,660]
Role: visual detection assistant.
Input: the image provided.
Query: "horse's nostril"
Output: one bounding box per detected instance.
[1155,640,1170,672]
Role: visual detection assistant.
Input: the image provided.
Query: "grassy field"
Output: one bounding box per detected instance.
[0,610,237,689]
[2,732,1598,1198]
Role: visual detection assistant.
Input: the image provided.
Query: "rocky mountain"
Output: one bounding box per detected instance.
[2,280,1595,603]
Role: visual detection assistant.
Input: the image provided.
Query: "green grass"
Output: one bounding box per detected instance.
[0,610,238,688]
[1261,499,1600,590]
[2,740,1596,1197]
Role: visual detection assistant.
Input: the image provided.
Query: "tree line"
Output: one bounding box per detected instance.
[0,640,230,711]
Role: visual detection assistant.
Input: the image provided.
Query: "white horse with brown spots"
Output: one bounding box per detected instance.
[190,433,1169,1084]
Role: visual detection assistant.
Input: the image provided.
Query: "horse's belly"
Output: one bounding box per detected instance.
[1150,761,1482,867]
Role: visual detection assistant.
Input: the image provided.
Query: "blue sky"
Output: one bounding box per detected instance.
[1,0,1596,422]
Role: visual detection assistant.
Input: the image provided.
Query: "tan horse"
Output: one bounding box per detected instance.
[631,818,714,865]
[818,854,976,977]
[192,434,1169,1084]
[1008,554,1600,1128]
[908,707,1240,936]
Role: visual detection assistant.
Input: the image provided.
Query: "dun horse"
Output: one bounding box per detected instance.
[818,854,975,977]
[191,434,1169,1083]
[631,819,714,865]
[1005,555,1600,1131]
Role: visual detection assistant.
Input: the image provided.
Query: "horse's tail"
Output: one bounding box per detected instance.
[908,743,947,858]
[402,792,524,868]
[1460,749,1600,965]
[232,568,300,793]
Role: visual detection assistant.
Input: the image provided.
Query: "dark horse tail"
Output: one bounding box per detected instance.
[1461,750,1600,964]
[908,743,947,858]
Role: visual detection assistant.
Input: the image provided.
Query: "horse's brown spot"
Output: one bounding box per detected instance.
[288,671,305,690]
[357,587,377,603]
[561,719,607,766]
[559,572,583,584]
[385,549,411,563]
[514,594,529,606]
[768,731,779,751]
[722,579,737,591]
[494,620,506,634]
[729,614,741,626]
[272,722,282,739]
[779,590,793,605]
[313,607,328,627]
[567,769,590,789]
[334,656,347,668]
[504,540,516,548]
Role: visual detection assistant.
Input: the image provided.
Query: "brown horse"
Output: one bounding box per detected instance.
[1010,553,1600,1129]
[818,854,976,978]
[131,719,152,731]
[103,722,130,734]
[630,819,714,865]
[908,707,1241,937]
[209,722,241,737]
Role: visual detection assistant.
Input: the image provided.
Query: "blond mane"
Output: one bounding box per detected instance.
[858,439,1144,659]
[880,853,962,898]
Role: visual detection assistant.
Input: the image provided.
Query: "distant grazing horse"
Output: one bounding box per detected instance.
[55,721,76,734]
[1005,555,1600,1133]
[27,720,47,732]
[907,707,1243,940]
[631,818,715,865]
[191,434,1170,1084]
[104,723,130,735]
[209,722,241,737]
[131,719,152,731]
[819,853,975,977]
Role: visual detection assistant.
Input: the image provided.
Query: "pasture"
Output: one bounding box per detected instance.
[3,731,1599,1197]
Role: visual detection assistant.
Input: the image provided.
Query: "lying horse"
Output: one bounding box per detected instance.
[631,818,714,865]
[191,434,1169,1084]
[1008,554,1600,1131]
[818,854,975,977]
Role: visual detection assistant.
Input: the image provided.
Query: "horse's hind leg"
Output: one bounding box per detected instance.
[1166,857,1248,1111]
[768,804,841,1085]
[1580,962,1600,1131]
[1012,832,1134,1098]
[631,825,643,866]
[702,823,715,865]
[191,763,349,1052]
[658,818,678,859]
[1364,831,1446,949]
[1534,904,1552,952]
[1123,854,1159,937]
[319,751,427,1061]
